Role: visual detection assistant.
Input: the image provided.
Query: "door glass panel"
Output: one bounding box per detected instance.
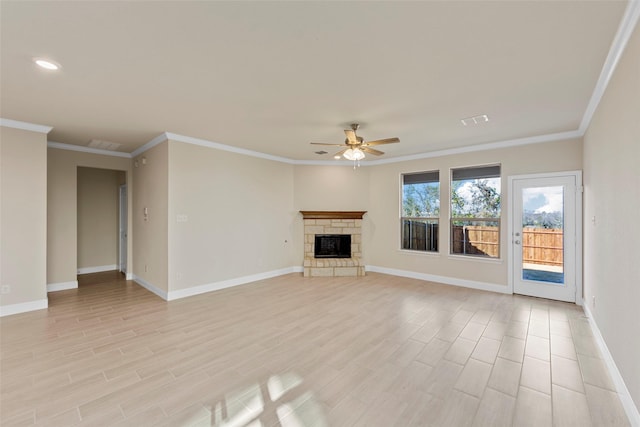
[521,186,564,284]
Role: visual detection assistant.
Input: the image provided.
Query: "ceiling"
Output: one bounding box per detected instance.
[0,1,630,161]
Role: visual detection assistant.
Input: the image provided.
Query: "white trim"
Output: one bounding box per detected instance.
[48,141,131,158]
[167,267,303,301]
[132,129,584,167]
[132,275,168,300]
[364,130,582,166]
[0,118,53,134]
[0,299,48,317]
[366,265,511,295]
[579,0,640,134]
[164,132,295,164]
[47,281,78,292]
[126,273,133,280]
[131,132,169,157]
[583,304,640,426]
[77,264,117,274]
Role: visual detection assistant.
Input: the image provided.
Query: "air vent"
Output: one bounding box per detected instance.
[314,150,328,155]
[461,114,489,126]
[88,139,122,151]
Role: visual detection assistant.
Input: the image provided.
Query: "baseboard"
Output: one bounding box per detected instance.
[0,299,48,317]
[126,273,133,280]
[47,281,78,292]
[77,264,117,275]
[167,266,303,301]
[132,275,168,300]
[366,265,511,295]
[583,304,639,426]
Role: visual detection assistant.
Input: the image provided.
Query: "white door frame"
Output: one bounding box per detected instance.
[508,171,583,305]
[119,184,127,274]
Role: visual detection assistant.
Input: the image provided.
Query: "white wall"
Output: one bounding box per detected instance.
[0,126,48,314]
[583,23,640,412]
[77,167,125,271]
[168,140,296,292]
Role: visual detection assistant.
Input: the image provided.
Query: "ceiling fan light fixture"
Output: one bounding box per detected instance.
[343,148,365,161]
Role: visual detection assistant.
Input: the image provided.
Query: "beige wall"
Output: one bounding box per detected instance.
[77,167,125,270]
[583,24,640,410]
[0,126,48,308]
[367,138,582,287]
[132,142,169,293]
[168,141,296,291]
[47,148,132,285]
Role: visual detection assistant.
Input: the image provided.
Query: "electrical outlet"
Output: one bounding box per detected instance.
[592,295,596,307]
[1,285,10,294]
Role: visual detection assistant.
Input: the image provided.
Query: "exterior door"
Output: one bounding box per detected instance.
[119,184,127,274]
[509,172,581,303]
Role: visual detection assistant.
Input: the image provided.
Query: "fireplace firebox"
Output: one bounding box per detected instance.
[314,234,351,258]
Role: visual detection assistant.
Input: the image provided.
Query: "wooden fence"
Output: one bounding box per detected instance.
[522,227,563,266]
[402,220,438,251]
[452,225,499,257]
[452,226,563,265]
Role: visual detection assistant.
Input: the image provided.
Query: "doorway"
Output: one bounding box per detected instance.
[119,184,127,274]
[77,167,126,276]
[508,171,582,303]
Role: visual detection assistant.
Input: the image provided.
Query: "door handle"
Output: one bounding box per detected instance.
[515,240,521,245]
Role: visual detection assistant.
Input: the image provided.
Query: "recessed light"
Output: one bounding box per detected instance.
[34,58,61,70]
[334,155,341,159]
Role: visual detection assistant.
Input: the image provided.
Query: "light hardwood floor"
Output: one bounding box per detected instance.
[0,272,630,426]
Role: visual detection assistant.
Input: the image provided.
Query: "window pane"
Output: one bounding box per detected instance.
[402,219,438,251]
[401,171,439,252]
[451,219,499,257]
[402,177,440,217]
[451,165,501,257]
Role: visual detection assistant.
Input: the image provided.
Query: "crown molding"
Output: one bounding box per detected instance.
[48,141,132,158]
[164,132,295,164]
[579,0,640,134]
[131,129,582,167]
[364,130,583,166]
[130,132,169,157]
[0,118,53,134]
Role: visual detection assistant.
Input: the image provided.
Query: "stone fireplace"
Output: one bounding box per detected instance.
[301,211,366,277]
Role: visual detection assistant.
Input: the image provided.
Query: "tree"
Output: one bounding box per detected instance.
[403,183,439,217]
[451,179,500,218]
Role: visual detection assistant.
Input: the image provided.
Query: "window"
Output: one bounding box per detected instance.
[450,165,501,257]
[401,171,439,252]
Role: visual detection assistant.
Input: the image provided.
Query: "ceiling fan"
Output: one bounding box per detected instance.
[310,123,399,165]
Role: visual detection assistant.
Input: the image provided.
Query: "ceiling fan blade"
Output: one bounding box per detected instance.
[363,137,400,146]
[344,129,357,143]
[310,142,347,147]
[362,147,385,156]
[333,148,349,157]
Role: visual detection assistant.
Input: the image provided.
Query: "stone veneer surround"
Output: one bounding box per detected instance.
[301,211,366,277]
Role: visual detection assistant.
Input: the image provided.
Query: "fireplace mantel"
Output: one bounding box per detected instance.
[300,211,367,220]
